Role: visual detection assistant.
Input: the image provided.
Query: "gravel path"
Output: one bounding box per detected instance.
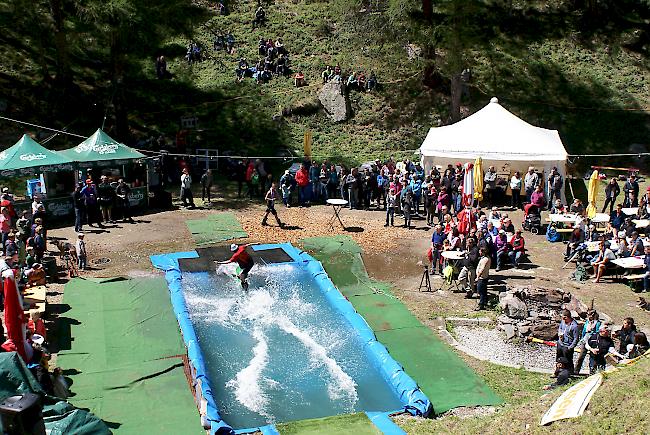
[454,326,564,372]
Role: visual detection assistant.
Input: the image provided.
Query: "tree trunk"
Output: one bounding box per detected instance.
[422,0,432,22]
[49,0,71,84]
[450,73,462,123]
[110,27,130,141]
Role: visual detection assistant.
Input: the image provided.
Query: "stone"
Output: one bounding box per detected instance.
[497,314,513,324]
[518,326,531,335]
[531,321,558,341]
[564,295,589,318]
[318,82,350,122]
[503,324,516,340]
[500,294,528,319]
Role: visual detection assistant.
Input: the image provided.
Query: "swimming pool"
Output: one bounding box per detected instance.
[151,244,430,433]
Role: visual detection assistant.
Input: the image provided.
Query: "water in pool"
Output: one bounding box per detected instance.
[181,262,403,428]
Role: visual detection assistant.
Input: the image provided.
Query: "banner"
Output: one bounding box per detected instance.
[540,373,603,426]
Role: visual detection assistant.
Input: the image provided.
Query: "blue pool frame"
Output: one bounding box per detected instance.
[150,243,431,435]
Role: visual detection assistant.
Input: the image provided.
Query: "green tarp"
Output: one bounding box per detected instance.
[0,352,111,434]
[0,134,74,176]
[276,413,380,435]
[186,212,248,246]
[60,129,145,168]
[56,277,204,434]
[301,235,502,415]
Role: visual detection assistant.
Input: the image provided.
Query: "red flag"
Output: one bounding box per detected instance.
[3,277,26,361]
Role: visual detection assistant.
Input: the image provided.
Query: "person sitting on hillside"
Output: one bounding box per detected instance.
[542,357,571,390]
[586,224,600,242]
[501,217,515,234]
[216,1,228,15]
[616,233,630,258]
[214,33,225,51]
[225,32,235,54]
[366,72,377,91]
[253,6,266,28]
[322,65,332,83]
[346,72,357,90]
[357,72,366,90]
[236,58,250,81]
[275,38,287,55]
[276,54,289,76]
[25,263,46,287]
[258,38,267,56]
[585,325,615,374]
[294,71,306,87]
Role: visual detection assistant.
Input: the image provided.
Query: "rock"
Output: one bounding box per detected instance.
[500,294,528,319]
[531,321,558,341]
[564,295,589,318]
[503,324,516,340]
[497,314,513,324]
[519,326,531,335]
[529,310,538,318]
[318,82,350,122]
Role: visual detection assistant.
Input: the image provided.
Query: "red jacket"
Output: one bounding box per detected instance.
[510,236,525,252]
[295,168,309,187]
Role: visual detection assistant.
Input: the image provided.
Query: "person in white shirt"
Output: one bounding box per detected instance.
[510,171,522,209]
[524,167,539,202]
[180,168,195,208]
[591,240,616,283]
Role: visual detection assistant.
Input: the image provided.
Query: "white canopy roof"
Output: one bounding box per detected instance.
[419,97,568,162]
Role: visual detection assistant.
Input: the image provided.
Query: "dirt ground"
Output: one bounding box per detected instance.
[47,193,650,333]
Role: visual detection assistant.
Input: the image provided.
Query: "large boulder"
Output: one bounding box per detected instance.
[531,321,558,341]
[563,295,590,319]
[499,294,528,319]
[318,82,350,122]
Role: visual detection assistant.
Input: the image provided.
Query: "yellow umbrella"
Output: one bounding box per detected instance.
[586,169,599,218]
[473,157,484,203]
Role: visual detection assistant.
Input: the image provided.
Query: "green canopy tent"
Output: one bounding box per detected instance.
[0,134,74,176]
[60,128,145,168]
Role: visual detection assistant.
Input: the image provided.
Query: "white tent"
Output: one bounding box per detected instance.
[419,97,568,200]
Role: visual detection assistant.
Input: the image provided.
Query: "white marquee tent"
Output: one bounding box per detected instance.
[419,97,568,199]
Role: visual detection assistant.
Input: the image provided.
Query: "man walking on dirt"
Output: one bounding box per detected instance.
[262,182,284,227]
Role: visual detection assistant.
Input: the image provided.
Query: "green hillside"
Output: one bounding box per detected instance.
[0,0,649,165]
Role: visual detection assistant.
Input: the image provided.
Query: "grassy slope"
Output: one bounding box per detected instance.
[394,356,650,434]
[158,0,650,166]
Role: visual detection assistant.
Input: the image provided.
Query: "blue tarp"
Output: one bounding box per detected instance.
[150,243,431,433]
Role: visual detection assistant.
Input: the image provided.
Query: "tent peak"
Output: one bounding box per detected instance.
[489,96,499,104]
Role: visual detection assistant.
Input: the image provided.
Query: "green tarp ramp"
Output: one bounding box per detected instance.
[0,352,110,434]
[0,134,74,176]
[276,413,380,435]
[56,277,204,434]
[60,128,145,168]
[301,235,502,414]
[186,212,248,246]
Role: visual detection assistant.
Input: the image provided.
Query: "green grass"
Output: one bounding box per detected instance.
[394,357,650,434]
[275,413,380,435]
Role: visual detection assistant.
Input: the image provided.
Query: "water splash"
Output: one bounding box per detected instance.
[225,328,272,419]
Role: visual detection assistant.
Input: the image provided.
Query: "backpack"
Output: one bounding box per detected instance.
[571,264,588,282]
[546,224,561,243]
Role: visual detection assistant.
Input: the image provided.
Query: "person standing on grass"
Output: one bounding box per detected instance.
[201,169,213,205]
[76,233,87,271]
[180,168,195,208]
[602,178,620,214]
[474,247,491,311]
[262,182,283,228]
[557,309,579,374]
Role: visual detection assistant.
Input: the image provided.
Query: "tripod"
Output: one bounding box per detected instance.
[419,265,432,292]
